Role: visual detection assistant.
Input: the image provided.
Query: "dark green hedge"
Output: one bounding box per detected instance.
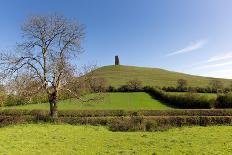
[144,86,215,109]
[216,93,232,108]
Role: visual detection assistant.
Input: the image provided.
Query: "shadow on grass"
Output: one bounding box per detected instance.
[145,92,178,109]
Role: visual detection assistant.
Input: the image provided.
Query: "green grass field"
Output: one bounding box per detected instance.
[6,92,171,110]
[93,65,232,87]
[0,124,232,155]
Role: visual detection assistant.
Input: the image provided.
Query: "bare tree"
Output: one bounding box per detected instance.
[177,79,187,91]
[209,80,224,93]
[0,15,85,118]
[63,65,106,101]
[126,79,143,91]
[7,74,42,102]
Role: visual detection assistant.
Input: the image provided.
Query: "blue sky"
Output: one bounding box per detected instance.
[0,0,232,78]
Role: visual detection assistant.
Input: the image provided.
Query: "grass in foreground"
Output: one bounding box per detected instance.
[0,124,232,154]
[6,92,171,110]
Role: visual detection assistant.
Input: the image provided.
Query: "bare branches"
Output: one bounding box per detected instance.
[0,14,86,117]
[0,15,85,92]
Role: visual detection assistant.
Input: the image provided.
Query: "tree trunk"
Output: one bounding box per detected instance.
[49,91,58,118]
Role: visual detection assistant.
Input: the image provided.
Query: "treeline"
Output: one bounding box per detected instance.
[162,79,232,93]
[106,78,232,93]
[1,77,232,109]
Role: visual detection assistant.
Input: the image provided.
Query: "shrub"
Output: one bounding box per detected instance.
[116,79,143,92]
[117,85,130,92]
[106,86,116,92]
[216,93,232,108]
[109,116,145,131]
[177,79,187,91]
[209,80,224,93]
[0,109,232,131]
[164,92,215,109]
[126,79,143,91]
[4,95,27,106]
[145,86,215,109]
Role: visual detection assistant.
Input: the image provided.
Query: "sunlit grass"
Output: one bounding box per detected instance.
[0,124,232,154]
[6,92,171,110]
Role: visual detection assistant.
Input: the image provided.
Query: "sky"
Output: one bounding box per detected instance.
[0,0,232,78]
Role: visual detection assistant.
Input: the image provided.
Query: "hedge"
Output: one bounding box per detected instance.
[2,109,232,117]
[216,93,232,108]
[109,116,232,131]
[144,86,215,109]
[0,109,232,131]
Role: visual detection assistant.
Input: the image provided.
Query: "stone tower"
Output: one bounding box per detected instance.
[115,55,120,65]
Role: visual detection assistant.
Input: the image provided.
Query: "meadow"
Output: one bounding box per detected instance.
[5,92,171,110]
[0,124,231,155]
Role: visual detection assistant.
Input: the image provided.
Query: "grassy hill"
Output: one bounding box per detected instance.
[93,65,232,88]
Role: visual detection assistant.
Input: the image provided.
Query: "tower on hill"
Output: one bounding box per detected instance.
[115,55,120,65]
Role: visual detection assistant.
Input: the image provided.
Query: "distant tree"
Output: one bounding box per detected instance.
[0,15,85,118]
[209,80,224,93]
[127,79,143,91]
[177,79,187,91]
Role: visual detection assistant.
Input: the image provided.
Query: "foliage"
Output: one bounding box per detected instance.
[145,86,215,109]
[177,79,187,91]
[162,86,220,93]
[1,109,232,130]
[126,79,143,91]
[209,80,224,93]
[3,109,232,117]
[4,95,27,106]
[216,93,232,108]
[0,15,85,118]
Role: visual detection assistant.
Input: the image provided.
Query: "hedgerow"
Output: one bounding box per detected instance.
[0,109,232,131]
[2,109,232,117]
[215,93,232,108]
[144,86,215,109]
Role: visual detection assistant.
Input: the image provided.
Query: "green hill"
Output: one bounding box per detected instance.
[93,65,232,88]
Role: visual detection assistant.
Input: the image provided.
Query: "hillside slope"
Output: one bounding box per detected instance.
[93,65,232,88]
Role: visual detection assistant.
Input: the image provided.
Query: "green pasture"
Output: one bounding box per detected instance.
[0,124,231,155]
[5,92,171,110]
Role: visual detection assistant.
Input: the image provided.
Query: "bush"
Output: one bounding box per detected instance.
[106,86,117,92]
[109,116,145,131]
[116,79,143,92]
[126,79,143,91]
[4,95,27,106]
[164,92,215,109]
[216,93,232,108]
[145,86,215,109]
[109,116,232,131]
[177,79,187,91]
